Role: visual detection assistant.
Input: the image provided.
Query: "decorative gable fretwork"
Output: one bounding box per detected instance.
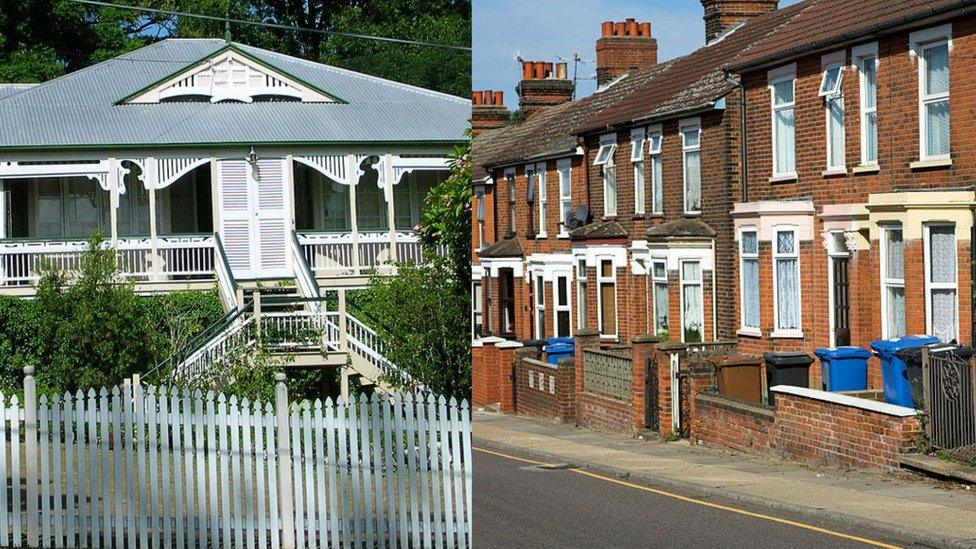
[126,50,337,104]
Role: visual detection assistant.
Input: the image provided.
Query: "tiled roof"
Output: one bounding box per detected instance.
[473,60,676,169]
[478,236,525,258]
[577,3,807,133]
[728,0,975,71]
[569,220,628,241]
[646,218,717,240]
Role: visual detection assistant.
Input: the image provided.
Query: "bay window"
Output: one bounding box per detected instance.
[534,273,546,338]
[472,281,483,339]
[681,120,701,214]
[853,43,878,165]
[680,260,703,343]
[769,65,797,178]
[557,159,571,236]
[925,224,957,342]
[649,130,663,214]
[740,229,760,332]
[772,227,801,335]
[631,128,645,215]
[597,258,617,337]
[576,258,587,330]
[594,135,617,216]
[652,260,668,339]
[880,225,905,338]
[912,25,951,161]
[554,274,571,338]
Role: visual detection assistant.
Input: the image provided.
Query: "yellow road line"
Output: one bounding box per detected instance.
[475,446,902,549]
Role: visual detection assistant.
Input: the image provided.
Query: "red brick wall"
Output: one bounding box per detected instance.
[737,14,976,362]
[774,391,920,470]
[693,393,775,453]
[693,390,921,471]
[514,357,576,423]
[578,391,634,434]
[471,343,498,406]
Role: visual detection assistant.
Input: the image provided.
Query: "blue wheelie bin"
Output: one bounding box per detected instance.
[545,337,575,365]
[814,347,871,392]
[869,335,939,407]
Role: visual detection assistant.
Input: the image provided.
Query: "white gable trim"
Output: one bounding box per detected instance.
[126,50,337,104]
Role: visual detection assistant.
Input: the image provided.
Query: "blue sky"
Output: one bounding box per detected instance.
[473,0,802,108]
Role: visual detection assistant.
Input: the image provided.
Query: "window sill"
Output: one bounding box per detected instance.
[769,173,798,184]
[557,233,570,239]
[602,215,618,221]
[632,214,646,220]
[852,164,880,174]
[683,212,702,218]
[770,329,804,339]
[648,212,664,218]
[535,233,548,239]
[599,334,619,341]
[737,328,762,338]
[910,158,952,170]
[821,167,847,177]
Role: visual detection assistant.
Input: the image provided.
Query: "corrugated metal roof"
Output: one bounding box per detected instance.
[0,84,37,100]
[0,39,469,150]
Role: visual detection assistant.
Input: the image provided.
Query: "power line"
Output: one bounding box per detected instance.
[69,0,472,52]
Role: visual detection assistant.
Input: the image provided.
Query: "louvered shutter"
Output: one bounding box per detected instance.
[217,159,254,278]
[255,158,290,277]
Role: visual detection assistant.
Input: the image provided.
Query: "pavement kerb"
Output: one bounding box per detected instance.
[473,436,976,549]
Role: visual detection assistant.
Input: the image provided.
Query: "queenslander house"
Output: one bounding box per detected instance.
[471,0,976,398]
[0,38,468,391]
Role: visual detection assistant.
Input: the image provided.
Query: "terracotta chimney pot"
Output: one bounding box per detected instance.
[472,91,483,105]
[601,21,613,37]
[493,91,504,105]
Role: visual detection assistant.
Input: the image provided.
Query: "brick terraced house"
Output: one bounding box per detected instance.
[473,0,976,400]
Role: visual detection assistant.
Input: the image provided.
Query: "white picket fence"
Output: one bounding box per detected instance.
[0,368,471,548]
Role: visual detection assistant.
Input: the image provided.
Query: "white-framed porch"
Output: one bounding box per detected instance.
[0,147,451,292]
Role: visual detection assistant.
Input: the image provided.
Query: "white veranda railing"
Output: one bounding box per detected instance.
[297,231,446,276]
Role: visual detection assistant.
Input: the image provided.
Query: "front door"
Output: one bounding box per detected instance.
[831,255,851,346]
[217,157,290,279]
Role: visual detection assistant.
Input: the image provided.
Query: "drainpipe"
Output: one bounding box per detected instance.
[580,137,590,210]
[724,71,748,203]
[972,220,975,345]
[712,239,718,341]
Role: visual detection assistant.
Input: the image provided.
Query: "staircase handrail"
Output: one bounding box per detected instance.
[290,230,321,312]
[213,232,239,312]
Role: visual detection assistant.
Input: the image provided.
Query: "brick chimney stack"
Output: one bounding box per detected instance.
[516,60,574,120]
[472,90,511,137]
[595,18,657,88]
[701,0,778,43]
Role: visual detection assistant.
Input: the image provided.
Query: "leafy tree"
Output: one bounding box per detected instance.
[355,257,469,400]
[0,0,471,96]
[356,135,472,400]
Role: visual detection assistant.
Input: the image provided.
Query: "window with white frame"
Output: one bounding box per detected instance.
[595,135,617,216]
[576,258,587,330]
[681,120,702,214]
[505,169,516,233]
[772,227,801,334]
[484,275,493,335]
[475,189,485,250]
[854,43,878,165]
[557,160,571,236]
[652,260,669,339]
[534,273,546,339]
[535,164,547,237]
[472,281,484,339]
[926,224,957,342]
[821,54,845,171]
[740,229,760,331]
[769,65,797,177]
[554,273,572,338]
[632,128,646,215]
[680,260,704,343]
[525,164,536,235]
[649,130,663,214]
[913,26,951,160]
[880,226,905,338]
[597,258,617,337]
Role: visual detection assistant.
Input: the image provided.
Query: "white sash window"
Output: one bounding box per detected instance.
[925,224,958,342]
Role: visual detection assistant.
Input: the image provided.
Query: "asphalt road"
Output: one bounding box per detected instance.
[473,448,908,549]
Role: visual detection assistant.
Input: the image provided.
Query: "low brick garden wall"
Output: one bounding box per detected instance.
[694,386,921,471]
[693,393,775,454]
[578,391,634,434]
[514,357,576,423]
